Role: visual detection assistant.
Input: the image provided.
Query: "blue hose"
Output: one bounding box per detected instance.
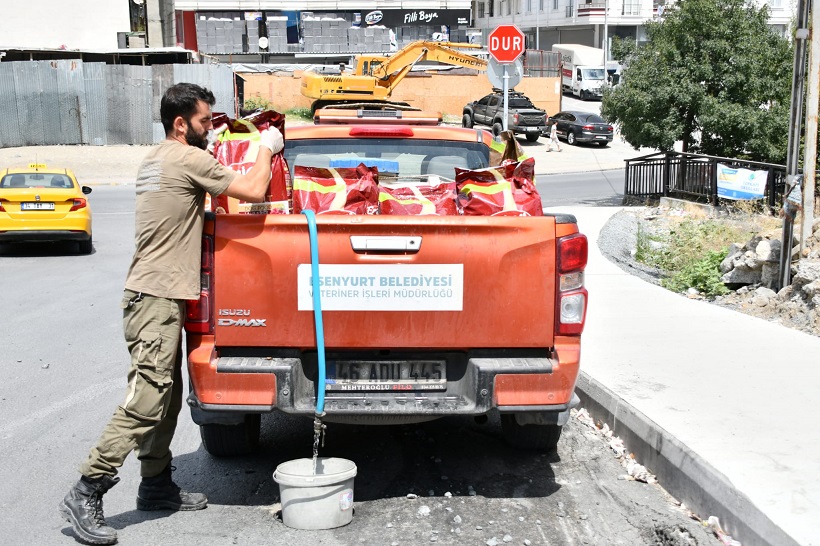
[301,210,326,415]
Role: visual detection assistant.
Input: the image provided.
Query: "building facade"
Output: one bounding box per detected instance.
[173,1,474,61]
[471,0,794,58]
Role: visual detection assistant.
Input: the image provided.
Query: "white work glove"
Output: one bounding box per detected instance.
[259,127,284,155]
[206,124,228,154]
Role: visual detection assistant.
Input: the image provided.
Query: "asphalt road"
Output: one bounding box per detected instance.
[0,182,721,545]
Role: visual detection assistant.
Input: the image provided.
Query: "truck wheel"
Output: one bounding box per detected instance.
[462,114,473,128]
[200,414,261,457]
[526,133,539,143]
[501,415,562,452]
[567,131,577,146]
[492,122,504,137]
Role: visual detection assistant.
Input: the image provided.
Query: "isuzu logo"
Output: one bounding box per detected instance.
[219,309,250,316]
[218,318,266,327]
[217,309,265,326]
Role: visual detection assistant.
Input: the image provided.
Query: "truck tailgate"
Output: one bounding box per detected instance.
[213,214,557,349]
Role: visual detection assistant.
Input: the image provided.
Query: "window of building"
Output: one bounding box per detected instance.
[623,0,640,15]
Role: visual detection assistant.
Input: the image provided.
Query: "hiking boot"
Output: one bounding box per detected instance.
[59,475,120,545]
[136,464,207,511]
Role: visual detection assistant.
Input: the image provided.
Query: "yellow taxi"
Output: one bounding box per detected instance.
[0,164,93,254]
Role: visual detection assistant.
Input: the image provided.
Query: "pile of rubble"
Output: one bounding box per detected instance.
[714,218,820,336]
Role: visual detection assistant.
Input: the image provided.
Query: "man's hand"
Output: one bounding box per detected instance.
[259,127,284,154]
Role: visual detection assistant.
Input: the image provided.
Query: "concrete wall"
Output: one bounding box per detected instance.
[0,0,130,50]
[240,72,563,118]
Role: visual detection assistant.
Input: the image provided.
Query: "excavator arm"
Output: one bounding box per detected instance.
[301,40,487,111]
[371,41,487,80]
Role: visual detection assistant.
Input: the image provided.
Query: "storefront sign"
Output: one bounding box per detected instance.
[362,9,470,27]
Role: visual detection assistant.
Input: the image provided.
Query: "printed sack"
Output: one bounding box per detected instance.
[292,163,379,215]
[455,157,543,216]
[379,181,458,215]
[211,110,289,214]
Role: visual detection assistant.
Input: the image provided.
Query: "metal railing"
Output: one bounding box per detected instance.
[624,151,788,208]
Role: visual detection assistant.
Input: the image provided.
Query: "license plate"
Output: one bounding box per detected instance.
[326,360,446,392]
[21,202,54,210]
[595,136,607,140]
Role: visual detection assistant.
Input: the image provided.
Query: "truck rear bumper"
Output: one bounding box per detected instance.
[187,338,582,423]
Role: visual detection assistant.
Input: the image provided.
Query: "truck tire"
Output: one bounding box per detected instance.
[501,414,562,452]
[567,131,577,146]
[525,133,539,143]
[492,122,504,137]
[462,113,473,128]
[200,414,261,457]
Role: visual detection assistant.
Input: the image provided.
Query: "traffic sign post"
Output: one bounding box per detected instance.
[487,25,526,132]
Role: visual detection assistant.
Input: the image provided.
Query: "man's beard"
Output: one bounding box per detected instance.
[186,125,209,150]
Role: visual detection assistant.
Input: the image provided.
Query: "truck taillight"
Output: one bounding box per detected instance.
[513,113,519,125]
[556,233,588,335]
[185,234,214,334]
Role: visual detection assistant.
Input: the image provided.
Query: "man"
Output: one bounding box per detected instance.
[59,83,283,545]
[547,121,562,152]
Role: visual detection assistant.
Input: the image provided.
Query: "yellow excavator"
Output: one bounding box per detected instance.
[301,41,488,112]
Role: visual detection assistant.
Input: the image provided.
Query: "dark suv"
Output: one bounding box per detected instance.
[462,89,548,142]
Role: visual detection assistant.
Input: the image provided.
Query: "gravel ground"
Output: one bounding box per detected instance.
[599,207,820,338]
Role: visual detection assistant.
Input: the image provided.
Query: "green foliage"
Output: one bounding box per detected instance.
[285,107,313,121]
[601,0,792,164]
[636,219,755,297]
[661,250,729,296]
[243,95,273,111]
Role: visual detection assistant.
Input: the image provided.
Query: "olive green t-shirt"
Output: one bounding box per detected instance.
[124,140,236,300]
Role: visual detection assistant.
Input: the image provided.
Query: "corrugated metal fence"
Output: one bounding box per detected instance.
[0,61,235,147]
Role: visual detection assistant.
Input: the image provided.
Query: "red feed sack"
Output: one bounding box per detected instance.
[378,181,458,215]
[211,110,288,214]
[455,157,543,216]
[292,163,380,215]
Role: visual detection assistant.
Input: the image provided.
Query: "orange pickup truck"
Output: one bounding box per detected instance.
[184,110,588,457]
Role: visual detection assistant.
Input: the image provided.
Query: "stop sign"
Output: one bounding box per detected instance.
[488,25,525,64]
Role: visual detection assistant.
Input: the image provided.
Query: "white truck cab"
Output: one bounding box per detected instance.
[553,44,607,101]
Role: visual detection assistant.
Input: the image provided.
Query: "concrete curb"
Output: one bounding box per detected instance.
[574,372,799,546]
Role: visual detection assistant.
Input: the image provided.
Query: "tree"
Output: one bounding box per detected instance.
[601,0,792,163]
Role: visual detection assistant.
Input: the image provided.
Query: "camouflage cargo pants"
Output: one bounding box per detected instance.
[80,290,185,479]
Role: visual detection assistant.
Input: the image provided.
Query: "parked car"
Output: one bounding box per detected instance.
[462,89,548,142]
[0,164,93,254]
[548,111,613,146]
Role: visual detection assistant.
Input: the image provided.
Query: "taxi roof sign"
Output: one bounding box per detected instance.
[28,163,47,170]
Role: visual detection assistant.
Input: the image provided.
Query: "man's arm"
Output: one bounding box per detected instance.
[222,128,283,203]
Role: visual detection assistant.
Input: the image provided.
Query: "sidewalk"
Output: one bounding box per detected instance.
[555,205,820,546]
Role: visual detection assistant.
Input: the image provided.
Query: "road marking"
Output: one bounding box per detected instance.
[0,378,122,440]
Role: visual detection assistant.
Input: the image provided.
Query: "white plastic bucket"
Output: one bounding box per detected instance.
[273,457,357,530]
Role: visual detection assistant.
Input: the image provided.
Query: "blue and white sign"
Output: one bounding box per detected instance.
[716,163,768,200]
[298,264,464,311]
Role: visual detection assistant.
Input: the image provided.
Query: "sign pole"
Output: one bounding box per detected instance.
[502,66,509,132]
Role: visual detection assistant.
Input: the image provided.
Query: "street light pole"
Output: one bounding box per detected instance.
[536,0,540,50]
